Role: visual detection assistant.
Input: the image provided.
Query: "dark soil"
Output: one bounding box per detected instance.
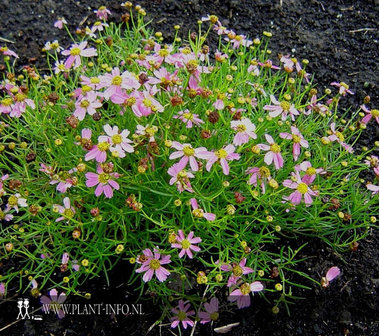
[0,0,378,335]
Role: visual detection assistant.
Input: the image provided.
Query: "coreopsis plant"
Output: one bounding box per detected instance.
[0,3,378,331]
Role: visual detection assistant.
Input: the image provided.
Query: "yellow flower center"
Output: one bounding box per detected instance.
[270,143,281,153]
[232,265,243,277]
[58,171,70,181]
[237,124,247,132]
[1,98,13,106]
[335,131,344,142]
[8,195,18,206]
[98,172,110,184]
[63,208,74,218]
[371,109,379,117]
[70,47,81,56]
[178,170,188,178]
[297,182,308,194]
[210,312,219,321]
[143,98,152,107]
[97,142,110,151]
[177,311,187,321]
[158,49,169,57]
[90,77,100,84]
[183,145,195,157]
[240,283,251,295]
[15,93,26,102]
[111,75,122,86]
[181,239,191,249]
[111,134,122,144]
[280,101,290,111]
[80,99,90,108]
[186,59,198,70]
[340,82,349,89]
[149,259,161,270]
[292,134,301,143]
[305,167,316,175]
[215,149,228,159]
[259,166,271,178]
[126,97,136,106]
[145,126,156,137]
[0,210,5,220]
[82,85,92,93]
[192,208,204,218]
[183,112,194,120]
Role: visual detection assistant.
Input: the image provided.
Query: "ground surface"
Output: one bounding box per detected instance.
[0,0,378,335]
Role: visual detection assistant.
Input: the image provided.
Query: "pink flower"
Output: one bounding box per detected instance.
[224,30,252,49]
[201,144,240,175]
[73,91,102,120]
[0,282,6,298]
[135,248,171,282]
[306,94,328,115]
[167,161,195,193]
[61,41,97,69]
[228,281,263,309]
[231,118,257,146]
[54,17,67,29]
[331,82,354,96]
[360,105,379,125]
[258,59,280,70]
[170,300,195,329]
[173,109,204,128]
[40,289,67,319]
[220,258,254,287]
[186,75,202,97]
[321,266,341,287]
[198,297,219,324]
[91,21,109,34]
[283,171,318,206]
[295,161,324,184]
[132,89,164,117]
[367,183,379,195]
[258,134,284,170]
[98,124,134,158]
[54,197,75,222]
[327,123,353,153]
[6,193,27,213]
[169,142,207,171]
[0,46,19,59]
[190,198,216,221]
[3,85,35,118]
[213,22,228,35]
[135,124,157,142]
[0,207,13,222]
[148,67,179,91]
[280,55,299,73]
[85,140,110,163]
[280,126,308,161]
[94,6,111,20]
[0,174,9,196]
[247,62,260,76]
[85,165,120,198]
[49,169,76,193]
[263,95,299,121]
[171,230,201,258]
[246,166,271,194]
[98,67,140,100]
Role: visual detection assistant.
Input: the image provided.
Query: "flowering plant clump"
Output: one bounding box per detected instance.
[0,3,378,331]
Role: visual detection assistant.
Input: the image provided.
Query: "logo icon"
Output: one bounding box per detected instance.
[16,298,30,319]
[16,298,42,320]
